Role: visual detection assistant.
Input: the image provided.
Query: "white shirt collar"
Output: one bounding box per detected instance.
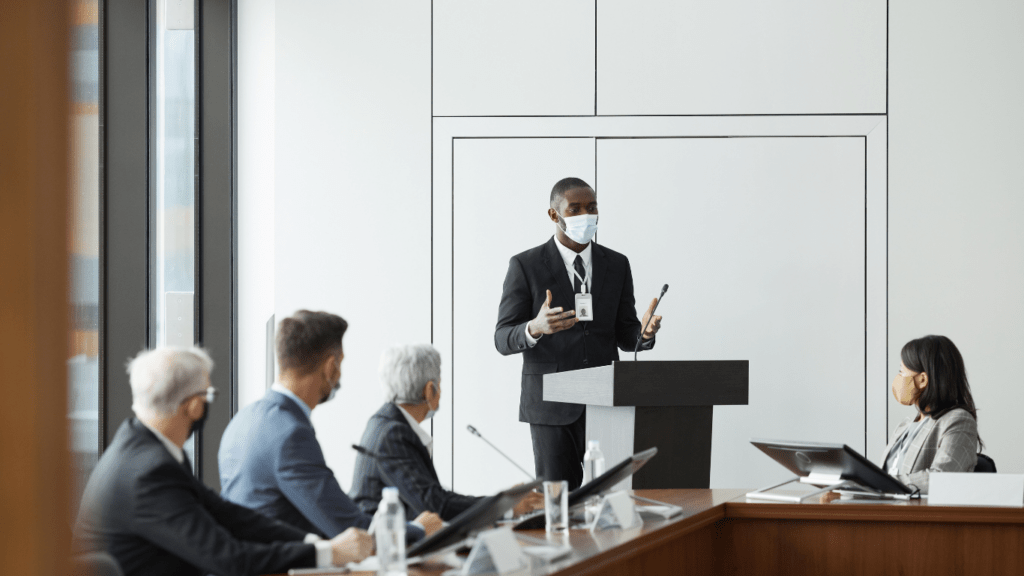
[139,419,185,464]
[271,383,313,420]
[553,235,592,269]
[395,403,433,457]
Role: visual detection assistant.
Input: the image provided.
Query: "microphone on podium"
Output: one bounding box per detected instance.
[466,425,535,480]
[634,284,668,362]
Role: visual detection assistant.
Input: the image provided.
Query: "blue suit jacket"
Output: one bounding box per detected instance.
[351,403,482,521]
[218,390,425,542]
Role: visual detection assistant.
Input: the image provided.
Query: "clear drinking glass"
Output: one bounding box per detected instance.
[543,480,569,533]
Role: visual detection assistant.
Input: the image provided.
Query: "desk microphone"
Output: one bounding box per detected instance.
[466,425,535,481]
[634,284,668,362]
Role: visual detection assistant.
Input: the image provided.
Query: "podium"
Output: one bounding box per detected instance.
[543,360,749,490]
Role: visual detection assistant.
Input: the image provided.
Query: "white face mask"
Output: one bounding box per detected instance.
[320,366,341,405]
[559,214,598,245]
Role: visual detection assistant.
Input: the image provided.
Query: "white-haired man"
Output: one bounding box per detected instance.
[350,344,543,520]
[73,346,372,576]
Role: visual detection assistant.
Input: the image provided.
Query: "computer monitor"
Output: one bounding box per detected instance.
[568,446,659,506]
[750,438,913,495]
[512,447,658,530]
[406,480,542,559]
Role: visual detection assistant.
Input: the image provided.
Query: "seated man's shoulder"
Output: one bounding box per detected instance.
[365,411,416,445]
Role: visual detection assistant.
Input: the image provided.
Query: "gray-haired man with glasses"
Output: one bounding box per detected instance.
[73,346,371,576]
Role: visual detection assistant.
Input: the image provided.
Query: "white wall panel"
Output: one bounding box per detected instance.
[274,1,432,492]
[433,1,595,116]
[889,1,1024,474]
[597,137,866,488]
[448,138,595,494]
[238,0,276,410]
[597,0,886,115]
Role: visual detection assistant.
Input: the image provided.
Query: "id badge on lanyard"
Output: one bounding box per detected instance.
[573,265,594,322]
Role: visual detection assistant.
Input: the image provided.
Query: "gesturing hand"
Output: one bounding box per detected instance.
[640,298,663,341]
[527,290,576,338]
[329,527,373,566]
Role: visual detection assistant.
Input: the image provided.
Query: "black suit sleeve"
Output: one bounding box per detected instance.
[495,256,534,356]
[614,256,655,353]
[376,423,483,521]
[131,462,315,576]
[196,481,311,544]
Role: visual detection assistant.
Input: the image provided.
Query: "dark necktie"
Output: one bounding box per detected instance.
[182,452,194,475]
[573,255,586,293]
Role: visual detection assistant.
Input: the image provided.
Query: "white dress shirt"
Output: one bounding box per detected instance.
[396,403,434,458]
[525,237,593,346]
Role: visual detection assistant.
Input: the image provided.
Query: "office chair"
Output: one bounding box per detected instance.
[974,453,997,473]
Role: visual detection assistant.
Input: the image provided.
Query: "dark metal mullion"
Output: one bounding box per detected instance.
[230,0,240,419]
[102,0,152,449]
[193,0,205,482]
[195,0,236,490]
[97,0,106,456]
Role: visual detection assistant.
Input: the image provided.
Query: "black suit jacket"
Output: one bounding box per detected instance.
[495,237,653,426]
[73,418,316,576]
[351,403,482,521]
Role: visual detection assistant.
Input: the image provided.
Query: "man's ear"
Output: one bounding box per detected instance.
[321,354,337,381]
[424,380,438,404]
[548,208,559,223]
[181,395,204,420]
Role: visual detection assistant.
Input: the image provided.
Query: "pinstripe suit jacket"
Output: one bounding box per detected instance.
[351,403,482,521]
[882,407,979,494]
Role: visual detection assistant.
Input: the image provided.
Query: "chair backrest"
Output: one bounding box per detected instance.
[71,552,123,576]
[974,453,997,473]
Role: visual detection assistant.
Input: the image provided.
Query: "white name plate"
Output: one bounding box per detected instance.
[929,473,1024,508]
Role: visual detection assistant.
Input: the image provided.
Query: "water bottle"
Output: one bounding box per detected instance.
[583,440,605,484]
[376,487,406,575]
[582,441,605,523]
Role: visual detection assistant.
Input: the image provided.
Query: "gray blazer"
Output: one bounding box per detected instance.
[882,407,979,494]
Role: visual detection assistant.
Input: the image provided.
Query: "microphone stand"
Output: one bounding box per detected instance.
[634,284,668,361]
[466,425,535,480]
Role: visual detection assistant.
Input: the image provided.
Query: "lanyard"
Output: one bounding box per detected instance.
[571,261,592,294]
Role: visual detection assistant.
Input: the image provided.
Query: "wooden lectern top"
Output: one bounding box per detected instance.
[543,360,748,407]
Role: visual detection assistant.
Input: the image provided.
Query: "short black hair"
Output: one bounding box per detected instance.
[276,310,348,375]
[550,177,593,210]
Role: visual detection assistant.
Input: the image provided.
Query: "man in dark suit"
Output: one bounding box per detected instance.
[495,177,663,489]
[219,311,442,543]
[73,346,372,576]
[351,344,543,520]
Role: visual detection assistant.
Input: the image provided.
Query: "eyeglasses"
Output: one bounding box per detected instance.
[185,387,218,404]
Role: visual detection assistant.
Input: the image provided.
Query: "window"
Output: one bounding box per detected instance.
[152,0,198,463]
[68,0,100,517]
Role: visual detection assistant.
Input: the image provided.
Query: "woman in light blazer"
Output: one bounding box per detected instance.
[883,335,981,494]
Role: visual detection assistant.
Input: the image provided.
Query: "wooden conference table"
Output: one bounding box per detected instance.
[271,488,1024,576]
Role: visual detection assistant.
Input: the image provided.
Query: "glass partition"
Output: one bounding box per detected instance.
[152,0,198,465]
[68,0,100,518]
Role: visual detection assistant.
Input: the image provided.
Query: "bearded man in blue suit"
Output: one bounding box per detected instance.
[219,310,442,543]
